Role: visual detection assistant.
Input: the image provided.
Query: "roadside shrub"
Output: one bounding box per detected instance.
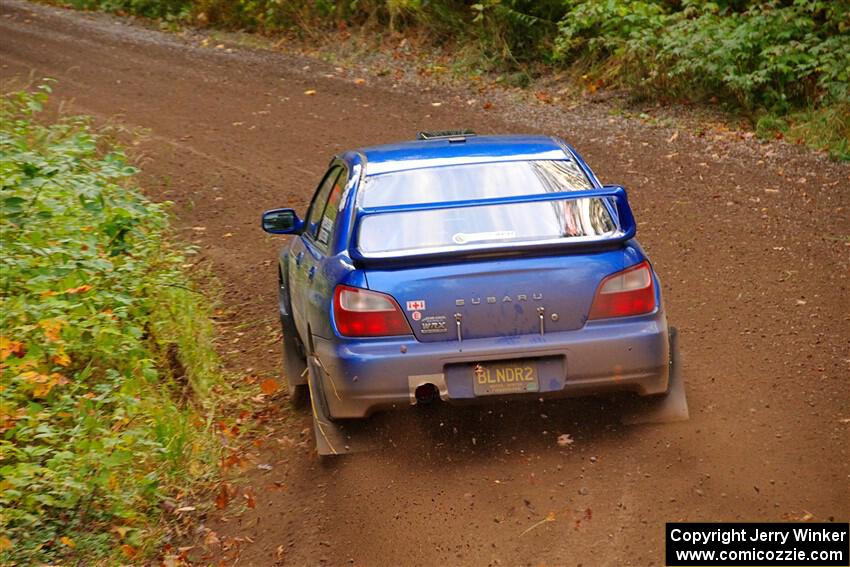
[0,84,230,563]
[552,0,849,157]
[66,0,191,20]
[555,1,850,112]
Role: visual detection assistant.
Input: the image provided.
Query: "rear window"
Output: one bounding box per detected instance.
[356,160,617,256]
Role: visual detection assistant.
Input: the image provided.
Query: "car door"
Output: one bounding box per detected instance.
[290,164,343,340]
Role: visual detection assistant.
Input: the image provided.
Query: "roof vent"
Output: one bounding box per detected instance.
[416,130,476,142]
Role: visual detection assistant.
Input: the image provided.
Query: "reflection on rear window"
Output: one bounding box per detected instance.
[357,160,618,256]
[359,160,592,207]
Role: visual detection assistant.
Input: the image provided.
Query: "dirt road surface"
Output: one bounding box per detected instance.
[2,1,848,565]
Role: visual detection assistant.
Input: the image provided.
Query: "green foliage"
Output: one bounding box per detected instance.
[0,85,230,563]
[67,0,190,20]
[555,1,850,106]
[556,0,667,60]
[553,0,850,157]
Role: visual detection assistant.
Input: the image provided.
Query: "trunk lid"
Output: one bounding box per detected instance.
[365,250,631,343]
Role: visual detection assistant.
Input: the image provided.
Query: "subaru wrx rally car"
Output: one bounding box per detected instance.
[262,132,671,454]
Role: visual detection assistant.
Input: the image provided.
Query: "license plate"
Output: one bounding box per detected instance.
[472,359,539,396]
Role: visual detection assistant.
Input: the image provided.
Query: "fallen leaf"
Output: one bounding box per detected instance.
[353,78,366,85]
[783,510,816,522]
[215,484,231,509]
[430,102,442,107]
[59,536,75,548]
[482,102,493,110]
[0,535,11,551]
[203,531,220,548]
[112,525,131,538]
[223,233,233,238]
[304,89,317,96]
[260,379,279,395]
[520,511,556,536]
[121,544,137,558]
[557,433,574,447]
[244,493,256,508]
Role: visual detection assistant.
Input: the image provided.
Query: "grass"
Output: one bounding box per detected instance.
[0,83,245,565]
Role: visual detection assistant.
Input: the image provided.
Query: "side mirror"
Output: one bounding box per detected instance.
[261,208,303,234]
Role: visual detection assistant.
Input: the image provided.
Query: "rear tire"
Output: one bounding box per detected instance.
[279,270,308,408]
[283,329,308,408]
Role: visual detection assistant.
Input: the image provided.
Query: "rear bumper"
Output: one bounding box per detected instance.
[313,311,669,419]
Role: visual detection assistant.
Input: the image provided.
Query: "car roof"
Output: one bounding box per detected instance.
[357,134,571,176]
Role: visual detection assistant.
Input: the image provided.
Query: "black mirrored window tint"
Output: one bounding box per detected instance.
[306,166,342,240]
[317,173,346,247]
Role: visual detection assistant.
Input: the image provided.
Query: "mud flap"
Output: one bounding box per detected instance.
[620,327,689,425]
[307,356,375,456]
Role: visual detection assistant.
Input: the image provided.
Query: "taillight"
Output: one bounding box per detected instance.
[588,260,656,320]
[333,285,412,337]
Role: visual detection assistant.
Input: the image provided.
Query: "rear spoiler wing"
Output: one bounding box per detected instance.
[350,185,636,264]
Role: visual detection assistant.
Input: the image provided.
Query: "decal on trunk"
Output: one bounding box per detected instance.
[406,300,426,311]
[420,315,447,334]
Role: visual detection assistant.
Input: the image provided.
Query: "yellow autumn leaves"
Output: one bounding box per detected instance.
[39,318,65,342]
[38,284,93,299]
[1,319,72,399]
[19,371,70,398]
[0,336,26,360]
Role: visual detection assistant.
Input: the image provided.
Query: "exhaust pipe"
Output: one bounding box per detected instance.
[414,383,438,404]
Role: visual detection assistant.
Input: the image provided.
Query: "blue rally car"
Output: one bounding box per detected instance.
[262,132,672,454]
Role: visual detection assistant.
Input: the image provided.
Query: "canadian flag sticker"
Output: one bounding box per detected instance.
[406,300,426,311]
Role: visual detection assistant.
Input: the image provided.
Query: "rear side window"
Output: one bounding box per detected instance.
[317,172,346,247]
[305,166,342,241]
[356,160,617,256]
